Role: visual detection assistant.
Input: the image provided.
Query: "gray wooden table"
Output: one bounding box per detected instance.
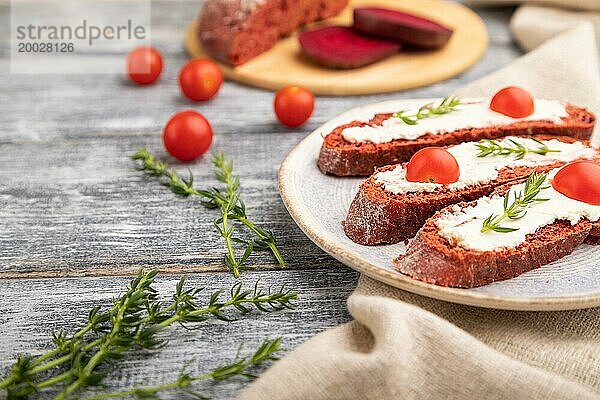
[0,2,519,398]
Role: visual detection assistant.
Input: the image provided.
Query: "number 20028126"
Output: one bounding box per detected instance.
[18,42,74,52]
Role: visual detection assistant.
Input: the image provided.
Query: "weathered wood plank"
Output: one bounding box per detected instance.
[0,269,359,399]
[0,133,346,277]
[0,3,519,398]
[0,4,519,277]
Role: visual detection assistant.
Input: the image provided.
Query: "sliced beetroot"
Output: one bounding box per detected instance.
[299,26,401,69]
[353,7,453,49]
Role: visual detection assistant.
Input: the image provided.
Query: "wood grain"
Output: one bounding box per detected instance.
[0,134,342,278]
[0,3,521,278]
[0,1,520,398]
[185,0,489,95]
[0,269,358,399]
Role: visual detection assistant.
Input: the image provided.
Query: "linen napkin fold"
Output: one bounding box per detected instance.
[510,5,600,53]
[240,9,600,400]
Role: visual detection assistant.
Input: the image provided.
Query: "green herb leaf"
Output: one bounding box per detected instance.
[0,270,295,399]
[475,138,561,159]
[132,149,285,277]
[392,96,461,124]
[481,171,550,233]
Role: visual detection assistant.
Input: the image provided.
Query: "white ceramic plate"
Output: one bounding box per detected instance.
[279,99,600,311]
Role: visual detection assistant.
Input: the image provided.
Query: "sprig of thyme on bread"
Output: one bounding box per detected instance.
[481,171,550,233]
[393,96,461,125]
[132,149,285,277]
[0,270,295,399]
[476,138,561,160]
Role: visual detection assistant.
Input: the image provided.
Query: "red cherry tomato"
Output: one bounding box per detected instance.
[405,147,460,184]
[179,59,224,101]
[274,86,315,127]
[490,86,535,118]
[551,161,600,205]
[127,46,163,85]
[163,111,213,161]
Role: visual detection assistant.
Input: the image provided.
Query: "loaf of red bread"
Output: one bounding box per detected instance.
[198,0,349,65]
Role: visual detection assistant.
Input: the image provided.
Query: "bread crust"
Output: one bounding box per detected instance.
[393,187,600,288]
[318,105,596,176]
[344,136,597,245]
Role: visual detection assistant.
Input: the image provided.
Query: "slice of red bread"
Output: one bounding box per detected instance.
[394,184,600,288]
[344,136,598,245]
[198,0,348,66]
[318,105,595,176]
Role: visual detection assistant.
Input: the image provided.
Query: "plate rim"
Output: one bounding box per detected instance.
[278,99,600,311]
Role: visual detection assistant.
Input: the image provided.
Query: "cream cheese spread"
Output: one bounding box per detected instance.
[435,168,600,252]
[374,137,596,194]
[341,99,568,144]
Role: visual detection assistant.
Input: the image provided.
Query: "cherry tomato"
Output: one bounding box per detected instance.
[274,86,315,127]
[405,147,460,184]
[490,86,535,118]
[179,59,224,101]
[163,111,213,161]
[127,46,163,85]
[551,161,600,205]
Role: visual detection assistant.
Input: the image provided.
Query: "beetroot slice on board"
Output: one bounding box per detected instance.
[299,26,401,69]
[353,7,453,49]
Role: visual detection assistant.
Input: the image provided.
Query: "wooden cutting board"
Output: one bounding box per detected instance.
[185,0,488,96]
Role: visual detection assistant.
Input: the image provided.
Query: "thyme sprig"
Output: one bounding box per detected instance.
[481,172,550,233]
[392,96,461,125]
[82,338,283,400]
[132,149,285,277]
[0,270,296,399]
[476,138,561,160]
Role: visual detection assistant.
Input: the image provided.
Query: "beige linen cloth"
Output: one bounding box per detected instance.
[240,4,600,400]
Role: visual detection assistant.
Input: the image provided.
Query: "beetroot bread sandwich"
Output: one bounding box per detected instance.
[198,0,348,65]
[318,94,596,176]
[394,164,600,288]
[344,136,600,245]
